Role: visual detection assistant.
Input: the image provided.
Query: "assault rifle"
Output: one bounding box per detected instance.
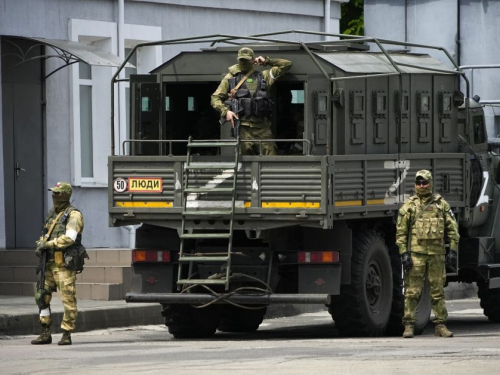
[221,76,241,138]
[35,246,49,313]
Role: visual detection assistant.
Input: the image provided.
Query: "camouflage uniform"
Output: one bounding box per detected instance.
[32,182,84,345]
[396,170,459,336]
[211,47,292,155]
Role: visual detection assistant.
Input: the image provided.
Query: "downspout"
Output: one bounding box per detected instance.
[405,0,408,44]
[117,0,125,154]
[123,225,141,249]
[457,0,462,92]
[324,0,331,40]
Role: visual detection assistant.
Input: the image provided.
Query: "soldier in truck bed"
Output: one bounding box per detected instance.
[210,47,292,155]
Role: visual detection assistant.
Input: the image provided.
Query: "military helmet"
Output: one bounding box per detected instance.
[415,170,433,182]
[237,47,254,61]
[48,181,72,196]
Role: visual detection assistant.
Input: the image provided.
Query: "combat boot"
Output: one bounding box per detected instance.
[31,324,52,345]
[58,330,72,345]
[403,325,414,338]
[435,324,453,337]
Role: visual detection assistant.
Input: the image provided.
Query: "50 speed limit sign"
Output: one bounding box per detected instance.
[113,178,128,193]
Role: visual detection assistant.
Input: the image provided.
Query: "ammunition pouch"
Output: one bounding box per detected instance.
[253,94,273,117]
[64,245,89,273]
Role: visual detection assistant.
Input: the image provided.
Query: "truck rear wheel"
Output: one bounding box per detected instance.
[162,304,221,338]
[329,230,393,337]
[385,249,432,336]
[218,305,267,333]
[478,281,500,322]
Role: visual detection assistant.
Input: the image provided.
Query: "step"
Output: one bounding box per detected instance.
[182,210,233,216]
[187,142,238,147]
[0,265,131,284]
[184,187,235,193]
[0,281,125,300]
[178,256,229,263]
[185,164,237,171]
[0,249,132,267]
[177,279,227,285]
[180,233,231,239]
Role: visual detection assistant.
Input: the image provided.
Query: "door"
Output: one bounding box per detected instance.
[2,82,44,248]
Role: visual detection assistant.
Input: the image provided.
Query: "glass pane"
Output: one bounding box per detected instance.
[80,85,93,177]
[443,96,451,111]
[354,96,364,111]
[188,96,195,111]
[421,96,429,111]
[141,97,151,112]
[403,96,409,111]
[291,90,304,104]
[377,96,386,111]
[79,62,91,80]
[165,96,170,111]
[125,48,138,79]
[318,96,327,112]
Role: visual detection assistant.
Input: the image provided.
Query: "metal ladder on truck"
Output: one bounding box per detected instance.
[177,137,240,291]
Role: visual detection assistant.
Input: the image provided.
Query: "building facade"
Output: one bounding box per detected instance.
[365,0,500,139]
[0,0,347,249]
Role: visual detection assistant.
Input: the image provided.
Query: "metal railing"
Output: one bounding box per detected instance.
[122,138,312,156]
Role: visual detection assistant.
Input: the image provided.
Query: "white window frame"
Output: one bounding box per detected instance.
[69,19,161,187]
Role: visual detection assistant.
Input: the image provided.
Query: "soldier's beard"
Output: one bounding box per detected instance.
[52,195,70,212]
[415,184,433,198]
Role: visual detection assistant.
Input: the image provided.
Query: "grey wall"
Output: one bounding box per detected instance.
[0,0,344,248]
[0,37,4,248]
[365,0,500,138]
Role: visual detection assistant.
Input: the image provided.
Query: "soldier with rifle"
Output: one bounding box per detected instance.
[396,170,459,338]
[211,47,291,155]
[31,182,86,346]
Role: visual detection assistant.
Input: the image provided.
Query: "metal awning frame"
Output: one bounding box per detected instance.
[1,36,133,79]
[111,30,471,156]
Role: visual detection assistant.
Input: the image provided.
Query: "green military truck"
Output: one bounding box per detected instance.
[108,31,500,337]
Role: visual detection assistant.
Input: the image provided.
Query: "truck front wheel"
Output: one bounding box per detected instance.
[329,230,393,337]
[478,281,500,322]
[162,304,221,338]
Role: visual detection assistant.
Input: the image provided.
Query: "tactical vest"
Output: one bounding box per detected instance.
[410,195,446,240]
[44,206,82,258]
[233,71,273,118]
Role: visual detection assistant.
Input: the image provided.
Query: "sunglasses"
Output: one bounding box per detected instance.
[415,180,429,186]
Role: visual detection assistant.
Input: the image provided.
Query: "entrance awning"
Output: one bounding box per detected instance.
[1,36,134,79]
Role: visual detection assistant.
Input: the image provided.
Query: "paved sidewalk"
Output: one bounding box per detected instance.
[0,295,163,336]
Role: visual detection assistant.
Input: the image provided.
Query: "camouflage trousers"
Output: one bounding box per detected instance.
[38,259,78,332]
[239,125,277,156]
[403,252,448,325]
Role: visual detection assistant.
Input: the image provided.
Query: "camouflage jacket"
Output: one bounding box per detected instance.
[38,206,84,256]
[396,194,459,255]
[210,57,292,128]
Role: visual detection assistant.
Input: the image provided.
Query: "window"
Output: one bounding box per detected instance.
[291,90,304,104]
[187,96,196,112]
[165,96,171,111]
[70,19,161,186]
[473,115,487,144]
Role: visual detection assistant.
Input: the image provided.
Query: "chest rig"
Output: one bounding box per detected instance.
[233,71,273,118]
[410,195,445,240]
[44,206,82,251]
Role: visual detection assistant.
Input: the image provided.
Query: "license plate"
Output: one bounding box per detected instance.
[128,178,163,193]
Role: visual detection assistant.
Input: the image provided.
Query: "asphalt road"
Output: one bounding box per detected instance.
[1,298,499,375]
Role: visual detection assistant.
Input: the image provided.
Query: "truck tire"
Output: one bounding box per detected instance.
[478,282,500,322]
[218,305,267,333]
[385,250,432,336]
[329,230,393,337]
[162,304,221,338]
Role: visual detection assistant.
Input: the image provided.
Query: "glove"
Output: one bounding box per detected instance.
[401,252,413,273]
[446,251,457,270]
[35,242,49,257]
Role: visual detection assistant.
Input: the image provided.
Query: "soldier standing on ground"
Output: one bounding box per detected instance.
[396,170,459,338]
[211,47,292,155]
[31,182,84,346]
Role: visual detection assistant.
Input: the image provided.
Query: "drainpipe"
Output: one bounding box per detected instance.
[117,0,125,154]
[324,0,331,40]
[123,225,141,249]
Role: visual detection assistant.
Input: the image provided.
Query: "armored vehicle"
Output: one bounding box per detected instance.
[109,31,500,337]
